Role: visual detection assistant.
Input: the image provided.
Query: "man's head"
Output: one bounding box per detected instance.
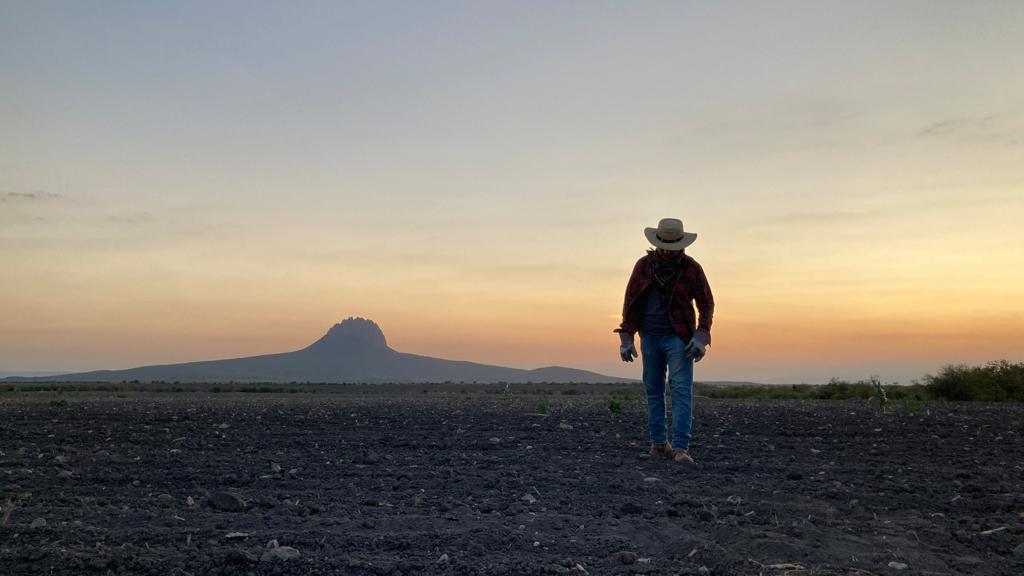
[644,218,697,251]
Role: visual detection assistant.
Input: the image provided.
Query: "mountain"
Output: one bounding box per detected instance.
[9,317,633,384]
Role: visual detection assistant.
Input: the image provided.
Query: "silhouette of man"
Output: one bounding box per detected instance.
[616,218,714,464]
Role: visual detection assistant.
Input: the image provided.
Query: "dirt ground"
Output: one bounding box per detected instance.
[1,387,1022,575]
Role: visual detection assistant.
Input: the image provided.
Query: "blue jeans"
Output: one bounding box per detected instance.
[640,334,694,449]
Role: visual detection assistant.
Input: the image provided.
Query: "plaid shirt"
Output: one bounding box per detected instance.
[615,252,714,344]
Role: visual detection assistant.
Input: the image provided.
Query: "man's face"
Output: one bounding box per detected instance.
[656,248,681,259]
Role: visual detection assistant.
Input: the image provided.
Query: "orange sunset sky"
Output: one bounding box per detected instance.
[2,2,1022,384]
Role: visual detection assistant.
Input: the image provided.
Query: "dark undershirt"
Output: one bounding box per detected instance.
[640,287,674,337]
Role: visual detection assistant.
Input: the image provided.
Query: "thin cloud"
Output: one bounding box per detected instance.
[919,115,1020,146]
[104,212,153,226]
[0,191,63,202]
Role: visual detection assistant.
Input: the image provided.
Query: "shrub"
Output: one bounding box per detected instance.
[536,395,549,415]
[925,361,1024,401]
[608,397,623,415]
[902,398,922,413]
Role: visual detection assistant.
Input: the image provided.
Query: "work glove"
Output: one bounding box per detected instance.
[619,332,638,362]
[683,331,710,362]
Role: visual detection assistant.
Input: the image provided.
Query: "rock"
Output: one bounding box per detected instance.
[620,502,643,515]
[643,477,659,483]
[261,540,300,562]
[698,566,710,575]
[1013,542,1024,557]
[611,551,638,565]
[887,561,908,570]
[270,463,282,473]
[489,437,501,443]
[157,494,175,507]
[786,470,803,480]
[225,548,258,564]
[30,517,47,529]
[209,491,246,512]
[438,553,449,563]
[522,494,537,504]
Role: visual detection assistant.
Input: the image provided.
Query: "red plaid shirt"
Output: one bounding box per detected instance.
[615,252,714,344]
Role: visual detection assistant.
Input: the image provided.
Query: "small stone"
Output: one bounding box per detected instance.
[611,551,638,565]
[489,437,501,443]
[643,477,659,483]
[522,494,537,504]
[438,553,449,563]
[270,463,282,473]
[157,494,175,507]
[1014,542,1024,557]
[225,548,258,564]
[786,470,803,480]
[261,540,300,562]
[261,546,300,562]
[888,561,908,570]
[30,517,47,529]
[698,566,710,575]
[218,423,230,429]
[209,491,246,512]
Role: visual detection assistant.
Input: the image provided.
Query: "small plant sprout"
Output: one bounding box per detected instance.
[536,395,549,415]
[869,376,888,414]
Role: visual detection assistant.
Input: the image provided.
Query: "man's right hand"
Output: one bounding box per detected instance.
[619,332,638,362]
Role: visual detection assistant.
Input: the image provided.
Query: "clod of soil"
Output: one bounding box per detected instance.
[208,491,246,512]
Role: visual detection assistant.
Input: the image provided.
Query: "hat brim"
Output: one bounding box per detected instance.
[645,227,697,250]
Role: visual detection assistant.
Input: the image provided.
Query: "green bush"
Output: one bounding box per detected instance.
[608,397,623,415]
[902,398,922,413]
[926,361,1024,401]
[536,395,550,415]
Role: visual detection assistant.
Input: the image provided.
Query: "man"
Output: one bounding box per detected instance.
[615,218,714,464]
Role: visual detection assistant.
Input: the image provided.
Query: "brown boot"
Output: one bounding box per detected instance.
[672,448,695,464]
[647,442,673,457]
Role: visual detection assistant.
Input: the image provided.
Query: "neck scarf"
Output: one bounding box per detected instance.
[651,250,685,295]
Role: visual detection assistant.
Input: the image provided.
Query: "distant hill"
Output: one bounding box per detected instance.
[6,317,634,384]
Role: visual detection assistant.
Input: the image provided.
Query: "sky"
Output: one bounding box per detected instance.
[2,1,1023,384]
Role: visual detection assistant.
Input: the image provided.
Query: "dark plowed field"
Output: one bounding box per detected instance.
[1,389,1022,575]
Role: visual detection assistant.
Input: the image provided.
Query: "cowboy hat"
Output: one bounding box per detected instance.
[644,218,697,250]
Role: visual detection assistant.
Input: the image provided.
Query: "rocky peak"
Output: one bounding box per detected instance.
[304,317,389,353]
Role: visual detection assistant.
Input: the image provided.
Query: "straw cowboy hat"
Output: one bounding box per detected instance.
[644,218,697,251]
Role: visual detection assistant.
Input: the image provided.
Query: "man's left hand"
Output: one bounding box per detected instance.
[683,332,709,362]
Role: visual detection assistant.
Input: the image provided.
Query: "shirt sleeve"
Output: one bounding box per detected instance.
[693,262,714,344]
[614,258,645,335]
